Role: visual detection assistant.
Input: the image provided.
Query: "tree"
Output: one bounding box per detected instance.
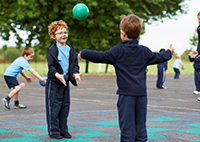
[189,30,198,49]
[0,0,187,72]
[181,48,192,61]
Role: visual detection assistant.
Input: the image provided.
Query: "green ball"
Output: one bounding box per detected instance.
[72,3,89,20]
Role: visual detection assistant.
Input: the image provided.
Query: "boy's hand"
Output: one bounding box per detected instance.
[78,52,82,60]
[189,51,198,58]
[73,73,83,81]
[26,76,33,83]
[55,73,67,86]
[40,78,47,85]
[168,44,174,54]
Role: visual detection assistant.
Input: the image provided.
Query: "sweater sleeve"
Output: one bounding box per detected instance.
[188,56,194,62]
[147,49,172,65]
[81,47,119,65]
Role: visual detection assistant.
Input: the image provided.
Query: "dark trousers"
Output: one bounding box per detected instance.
[45,80,70,136]
[173,68,180,78]
[195,70,200,91]
[156,67,165,88]
[117,95,147,142]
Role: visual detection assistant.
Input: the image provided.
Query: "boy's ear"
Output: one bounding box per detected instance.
[50,35,56,40]
[121,30,126,37]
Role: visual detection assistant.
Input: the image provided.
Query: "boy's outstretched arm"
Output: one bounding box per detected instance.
[20,70,33,83]
[79,49,116,64]
[28,69,46,84]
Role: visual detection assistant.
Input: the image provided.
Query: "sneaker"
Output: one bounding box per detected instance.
[2,98,10,109]
[198,97,200,101]
[61,132,72,139]
[14,104,27,109]
[157,86,167,89]
[193,91,200,95]
[50,134,63,139]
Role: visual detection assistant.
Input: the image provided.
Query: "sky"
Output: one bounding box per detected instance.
[140,0,200,55]
[0,0,199,55]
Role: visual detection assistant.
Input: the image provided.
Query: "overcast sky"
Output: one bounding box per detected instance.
[0,0,199,55]
[140,0,200,55]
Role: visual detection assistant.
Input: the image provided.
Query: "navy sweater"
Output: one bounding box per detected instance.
[81,39,172,96]
[47,43,79,86]
[189,54,200,71]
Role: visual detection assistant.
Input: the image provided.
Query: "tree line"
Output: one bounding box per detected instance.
[0,0,192,72]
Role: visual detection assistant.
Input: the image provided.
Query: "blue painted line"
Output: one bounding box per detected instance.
[37,120,46,123]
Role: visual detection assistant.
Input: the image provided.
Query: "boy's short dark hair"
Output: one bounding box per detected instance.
[120,14,143,39]
[22,47,34,56]
[48,20,68,42]
[197,12,200,16]
[159,48,165,53]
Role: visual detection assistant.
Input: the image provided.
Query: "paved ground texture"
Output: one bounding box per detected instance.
[0,74,200,142]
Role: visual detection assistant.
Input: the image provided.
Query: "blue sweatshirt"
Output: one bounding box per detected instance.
[81,39,172,96]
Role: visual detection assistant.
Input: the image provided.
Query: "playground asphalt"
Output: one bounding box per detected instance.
[0,74,200,142]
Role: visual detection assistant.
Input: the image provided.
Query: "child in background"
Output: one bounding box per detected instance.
[46,20,82,139]
[189,51,200,96]
[196,11,200,101]
[156,48,168,89]
[2,47,46,110]
[173,55,185,79]
[79,14,174,142]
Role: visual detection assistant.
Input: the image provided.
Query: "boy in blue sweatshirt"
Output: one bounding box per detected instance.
[79,14,174,142]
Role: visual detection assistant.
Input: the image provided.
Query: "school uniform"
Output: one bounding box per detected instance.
[81,39,172,142]
[156,61,167,88]
[45,43,79,136]
[189,54,200,91]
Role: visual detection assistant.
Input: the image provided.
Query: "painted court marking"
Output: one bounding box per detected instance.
[0,109,200,142]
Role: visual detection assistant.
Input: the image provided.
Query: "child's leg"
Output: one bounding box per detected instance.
[45,81,64,137]
[59,85,71,137]
[195,70,200,91]
[117,95,147,142]
[162,69,166,83]
[135,96,148,141]
[173,68,180,78]
[8,85,21,99]
[156,67,163,88]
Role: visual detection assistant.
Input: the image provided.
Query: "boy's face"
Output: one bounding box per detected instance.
[198,15,200,24]
[54,28,68,46]
[24,53,34,62]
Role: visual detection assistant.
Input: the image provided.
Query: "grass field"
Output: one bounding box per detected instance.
[0,60,194,76]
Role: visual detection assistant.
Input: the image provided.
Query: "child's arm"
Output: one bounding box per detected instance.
[147,44,173,65]
[80,47,118,65]
[180,62,185,69]
[28,69,46,84]
[188,51,198,62]
[20,70,33,83]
